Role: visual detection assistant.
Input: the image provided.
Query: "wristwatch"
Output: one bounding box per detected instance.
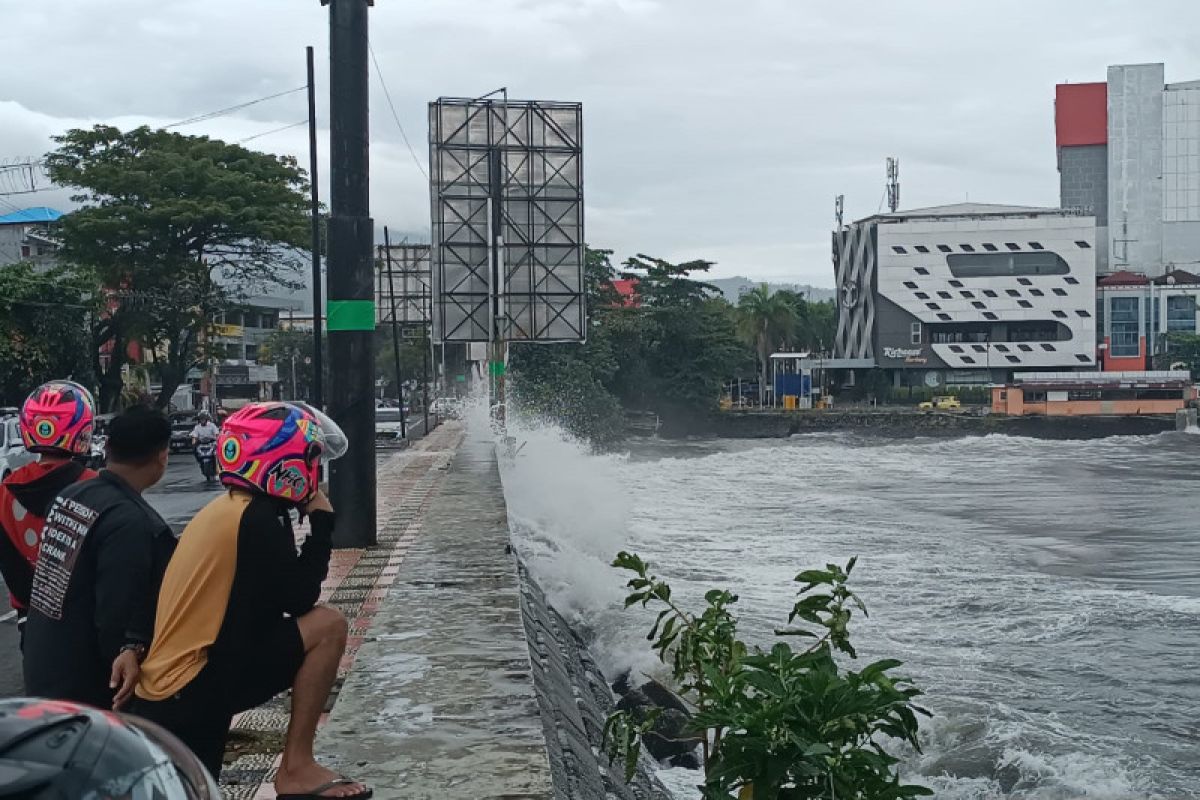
[120,642,148,663]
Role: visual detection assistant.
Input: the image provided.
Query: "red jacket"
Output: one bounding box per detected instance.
[0,461,96,611]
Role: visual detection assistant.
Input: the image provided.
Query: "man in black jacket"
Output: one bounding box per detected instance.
[23,406,175,710]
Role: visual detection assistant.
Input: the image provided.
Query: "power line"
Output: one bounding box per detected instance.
[238,119,309,144]
[367,43,429,181]
[162,86,306,130]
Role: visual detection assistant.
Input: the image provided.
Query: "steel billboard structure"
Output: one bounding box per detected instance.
[428,97,585,345]
[375,243,432,330]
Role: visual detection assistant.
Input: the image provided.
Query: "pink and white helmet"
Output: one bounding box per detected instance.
[19,380,96,456]
[217,402,347,504]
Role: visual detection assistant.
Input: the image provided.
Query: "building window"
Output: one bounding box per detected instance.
[20,245,30,258]
[904,281,918,289]
[1166,295,1197,332]
[1052,310,1067,319]
[1017,278,1032,286]
[1052,288,1067,296]
[1005,243,1020,251]
[983,289,998,298]
[961,356,976,364]
[1075,240,1092,248]
[1029,289,1044,296]
[35,246,46,256]
[915,292,929,299]
[1028,242,1044,250]
[910,322,922,344]
[245,344,260,362]
[1064,276,1079,285]
[1041,343,1055,351]
[937,291,952,299]
[1018,344,1033,352]
[914,267,929,275]
[983,312,998,320]
[949,345,964,353]
[982,243,998,251]
[972,301,986,309]
[1075,354,1092,363]
[1018,300,1033,308]
[926,303,940,311]
[1076,309,1091,318]
[937,313,952,321]
[960,244,975,252]
[260,313,278,329]
[892,246,908,254]
[1109,296,1140,357]
[961,291,975,298]
[1006,289,1021,297]
[972,345,987,353]
[948,280,964,288]
[1006,355,1021,363]
[994,344,1009,353]
[937,244,952,253]
[914,245,930,253]
[946,251,1070,278]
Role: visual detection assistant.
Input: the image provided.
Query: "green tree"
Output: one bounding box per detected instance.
[46,125,311,411]
[1158,332,1200,378]
[0,264,98,406]
[259,328,325,402]
[737,285,798,404]
[604,553,931,799]
[375,327,431,403]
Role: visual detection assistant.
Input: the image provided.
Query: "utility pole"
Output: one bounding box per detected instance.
[306,46,324,410]
[382,228,408,438]
[322,0,375,548]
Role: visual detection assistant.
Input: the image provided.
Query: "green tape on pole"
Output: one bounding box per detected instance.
[326,300,375,331]
[489,360,507,377]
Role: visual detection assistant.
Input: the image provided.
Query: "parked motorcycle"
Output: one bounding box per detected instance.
[194,440,217,483]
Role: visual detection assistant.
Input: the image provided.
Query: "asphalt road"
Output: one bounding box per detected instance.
[0,456,220,699]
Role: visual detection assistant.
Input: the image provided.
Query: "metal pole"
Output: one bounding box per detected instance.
[382,228,407,438]
[324,0,375,548]
[423,276,431,433]
[306,45,325,410]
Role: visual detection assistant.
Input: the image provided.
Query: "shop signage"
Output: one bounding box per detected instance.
[883,346,923,359]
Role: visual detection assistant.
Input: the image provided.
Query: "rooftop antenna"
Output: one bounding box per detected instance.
[886,157,900,213]
[834,194,844,229]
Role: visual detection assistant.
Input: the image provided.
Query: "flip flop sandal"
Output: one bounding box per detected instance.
[276,777,373,800]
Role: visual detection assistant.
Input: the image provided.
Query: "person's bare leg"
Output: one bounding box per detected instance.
[274,605,366,798]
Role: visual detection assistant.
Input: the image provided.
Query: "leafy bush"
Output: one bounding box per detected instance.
[603,553,931,800]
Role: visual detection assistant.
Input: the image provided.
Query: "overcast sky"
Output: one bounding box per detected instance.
[3,1,1200,287]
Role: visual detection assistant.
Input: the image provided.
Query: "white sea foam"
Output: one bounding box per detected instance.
[495,411,1200,798]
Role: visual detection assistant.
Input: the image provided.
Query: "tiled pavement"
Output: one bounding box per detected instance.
[219,422,465,800]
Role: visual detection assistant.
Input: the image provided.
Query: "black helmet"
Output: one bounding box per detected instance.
[0,698,218,799]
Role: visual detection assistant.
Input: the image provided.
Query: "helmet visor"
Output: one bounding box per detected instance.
[292,403,349,461]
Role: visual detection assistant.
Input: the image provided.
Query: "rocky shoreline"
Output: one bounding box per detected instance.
[653,409,1177,440]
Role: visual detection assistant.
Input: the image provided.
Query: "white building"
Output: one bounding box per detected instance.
[0,207,62,268]
[833,203,1097,388]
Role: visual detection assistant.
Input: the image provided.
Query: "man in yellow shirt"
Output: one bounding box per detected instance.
[132,402,370,800]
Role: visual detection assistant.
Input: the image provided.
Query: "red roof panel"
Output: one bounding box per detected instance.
[1055,83,1107,147]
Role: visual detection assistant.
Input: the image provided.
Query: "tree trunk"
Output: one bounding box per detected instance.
[96,333,126,413]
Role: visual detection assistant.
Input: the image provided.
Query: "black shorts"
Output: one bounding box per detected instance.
[133,618,305,776]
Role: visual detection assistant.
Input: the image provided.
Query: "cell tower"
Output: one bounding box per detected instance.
[886,157,899,213]
[834,194,844,229]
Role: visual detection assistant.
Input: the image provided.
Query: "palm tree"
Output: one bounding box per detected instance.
[737,285,798,405]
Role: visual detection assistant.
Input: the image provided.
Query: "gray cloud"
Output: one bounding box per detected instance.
[3,0,1200,285]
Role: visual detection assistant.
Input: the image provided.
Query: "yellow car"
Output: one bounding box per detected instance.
[918,395,961,411]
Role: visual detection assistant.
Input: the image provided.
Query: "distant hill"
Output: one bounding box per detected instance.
[708,277,836,305]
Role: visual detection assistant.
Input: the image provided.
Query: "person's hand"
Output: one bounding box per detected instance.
[110,649,140,710]
[305,489,333,515]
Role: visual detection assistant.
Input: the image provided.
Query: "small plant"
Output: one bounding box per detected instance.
[602,552,931,800]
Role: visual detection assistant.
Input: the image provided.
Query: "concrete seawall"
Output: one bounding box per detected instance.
[312,425,670,799]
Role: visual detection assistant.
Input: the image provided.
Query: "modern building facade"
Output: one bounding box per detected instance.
[833,203,1097,388]
[1095,268,1200,371]
[1057,63,1200,276]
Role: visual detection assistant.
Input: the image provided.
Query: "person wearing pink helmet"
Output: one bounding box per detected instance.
[132,402,370,800]
[0,381,98,646]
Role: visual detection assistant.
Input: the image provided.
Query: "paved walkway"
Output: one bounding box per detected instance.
[218,421,474,799]
[310,428,554,799]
